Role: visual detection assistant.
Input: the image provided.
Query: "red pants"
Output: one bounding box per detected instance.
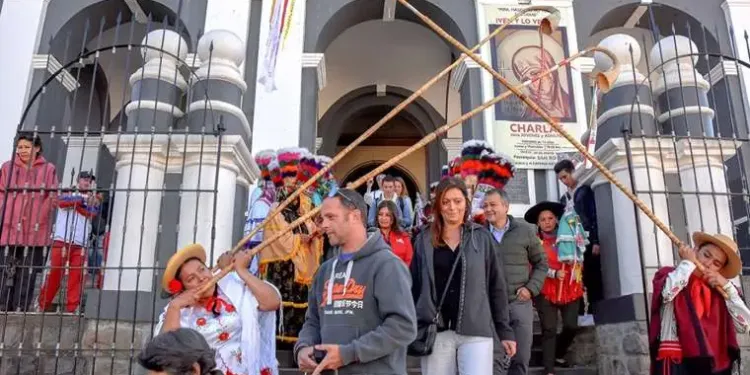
[38,240,85,312]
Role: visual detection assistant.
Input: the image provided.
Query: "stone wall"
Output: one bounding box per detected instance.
[596,320,650,375]
[0,315,153,375]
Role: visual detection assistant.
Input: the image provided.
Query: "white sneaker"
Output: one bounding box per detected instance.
[578,314,595,327]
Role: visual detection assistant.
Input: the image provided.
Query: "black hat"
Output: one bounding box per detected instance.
[78,171,96,181]
[524,201,564,224]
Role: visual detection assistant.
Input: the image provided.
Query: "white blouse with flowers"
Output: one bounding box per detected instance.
[155,273,280,375]
[183,289,246,375]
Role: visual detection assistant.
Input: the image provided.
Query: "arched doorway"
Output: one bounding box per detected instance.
[301,0,486,160]
[319,85,447,188]
[341,161,421,203]
[24,0,200,192]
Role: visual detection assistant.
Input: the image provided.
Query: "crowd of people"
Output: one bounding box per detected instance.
[0,131,744,375]
[147,139,750,375]
[149,140,620,375]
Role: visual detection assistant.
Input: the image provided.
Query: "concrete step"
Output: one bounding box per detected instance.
[275,350,597,374]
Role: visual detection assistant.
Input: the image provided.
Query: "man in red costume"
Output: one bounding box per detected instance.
[649,232,750,375]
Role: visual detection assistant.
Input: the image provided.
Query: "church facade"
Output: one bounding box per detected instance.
[1,0,750,374]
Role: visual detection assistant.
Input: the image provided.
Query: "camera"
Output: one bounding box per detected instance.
[313,349,327,363]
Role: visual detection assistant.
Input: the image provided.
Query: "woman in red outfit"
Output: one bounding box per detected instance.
[376,200,413,266]
[525,201,583,375]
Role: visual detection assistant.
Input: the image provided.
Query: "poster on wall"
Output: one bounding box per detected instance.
[484,4,581,170]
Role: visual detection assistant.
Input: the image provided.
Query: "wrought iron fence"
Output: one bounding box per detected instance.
[618,10,750,313]
[0,10,252,374]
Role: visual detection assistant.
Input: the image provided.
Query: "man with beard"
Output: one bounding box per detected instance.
[295,189,417,375]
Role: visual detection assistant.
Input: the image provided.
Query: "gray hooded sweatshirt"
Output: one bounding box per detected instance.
[294,233,418,374]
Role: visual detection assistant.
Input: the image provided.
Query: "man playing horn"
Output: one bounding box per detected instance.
[650,233,750,375]
[259,147,324,347]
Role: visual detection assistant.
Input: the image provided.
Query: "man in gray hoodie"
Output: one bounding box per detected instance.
[295,189,417,375]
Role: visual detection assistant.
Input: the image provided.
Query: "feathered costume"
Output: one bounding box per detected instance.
[449,156,462,178]
[297,155,337,207]
[471,151,516,217]
[259,147,324,345]
[456,139,515,223]
[459,140,496,199]
[244,150,278,276]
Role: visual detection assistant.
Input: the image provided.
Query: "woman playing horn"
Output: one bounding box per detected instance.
[155,244,281,375]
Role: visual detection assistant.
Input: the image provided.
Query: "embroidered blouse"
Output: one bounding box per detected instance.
[176,289,247,375]
[662,260,750,334]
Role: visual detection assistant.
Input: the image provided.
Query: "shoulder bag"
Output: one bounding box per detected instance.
[408,239,462,357]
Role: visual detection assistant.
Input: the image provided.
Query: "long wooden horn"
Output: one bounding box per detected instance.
[396,0,729,298]
[197,47,606,295]
[234,5,562,257]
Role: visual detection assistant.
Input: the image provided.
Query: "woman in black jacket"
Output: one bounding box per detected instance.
[410,177,516,375]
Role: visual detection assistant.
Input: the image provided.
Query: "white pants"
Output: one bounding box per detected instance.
[420,330,494,375]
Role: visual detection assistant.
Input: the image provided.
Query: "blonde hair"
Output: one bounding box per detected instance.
[395,176,409,198]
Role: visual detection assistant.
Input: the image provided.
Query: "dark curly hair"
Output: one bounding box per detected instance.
[137,328,223,375]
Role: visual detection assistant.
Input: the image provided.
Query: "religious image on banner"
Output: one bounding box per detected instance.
[491,25,576,123]
[483,4,583,170]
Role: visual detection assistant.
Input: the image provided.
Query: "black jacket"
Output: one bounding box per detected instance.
[560,185,599,245]
[410,222,514,341]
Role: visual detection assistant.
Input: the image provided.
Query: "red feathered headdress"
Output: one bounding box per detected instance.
[297,155,324,187]
[460,140,495,178]
[277,147,309,179]
[254,149,276,182]
[477,151,516,190]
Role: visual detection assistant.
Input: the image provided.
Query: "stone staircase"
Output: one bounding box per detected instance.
[276,310,599,375]
[0,305,599,374]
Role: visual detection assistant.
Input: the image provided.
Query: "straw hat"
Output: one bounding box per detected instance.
[692,232,742,279]
[162,243,207,294]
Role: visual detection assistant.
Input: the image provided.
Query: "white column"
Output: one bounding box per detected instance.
[100,29,188,292]
[251,0,307,151]
[101,136,168,292]
[0,0,50,159]
[180,29,259,265]
[203,0,252,75]
[677,140,737,237]
[176,136,257,265]
[722,0,750,106]
[579,139,674,296]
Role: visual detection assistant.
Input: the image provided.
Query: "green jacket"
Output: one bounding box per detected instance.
[488,216,548,301]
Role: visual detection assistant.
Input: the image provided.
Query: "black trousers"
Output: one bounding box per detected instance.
[0,246,46,312]
[535,295,579,373]
[580,244,603,315]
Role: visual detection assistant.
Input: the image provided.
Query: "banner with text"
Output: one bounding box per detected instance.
[484,4,582,169]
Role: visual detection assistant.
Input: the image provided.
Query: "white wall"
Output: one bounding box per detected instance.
[320,20,463,138]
